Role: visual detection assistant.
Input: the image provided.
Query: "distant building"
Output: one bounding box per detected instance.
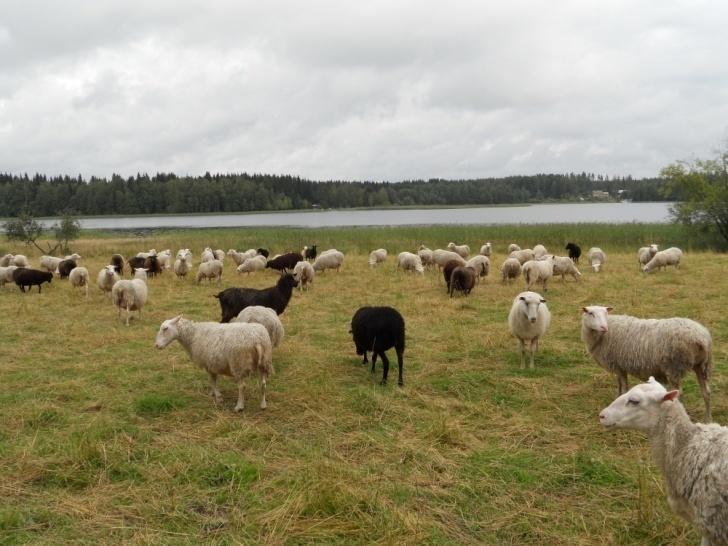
[591,190,610,200]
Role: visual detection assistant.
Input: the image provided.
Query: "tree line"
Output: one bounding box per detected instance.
[0,171,671,218]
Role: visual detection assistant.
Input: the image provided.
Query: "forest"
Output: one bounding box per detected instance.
[0,171,670,217]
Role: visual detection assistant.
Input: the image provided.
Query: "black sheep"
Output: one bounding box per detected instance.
[144,255,162,277]
[13,268,53,293]
[266,252,303,271]
[449,266,476,297]
[57,259,77,279]
[215,272,298,322]
[304,245,317,261]
[349,306,405,386]
[110,254,125,276]
[257,248,270,258]
[442,260,461,287]
[565,242,582,263]
[127,256,146,274]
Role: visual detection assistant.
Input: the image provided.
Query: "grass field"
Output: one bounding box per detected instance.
[1,225,726,545]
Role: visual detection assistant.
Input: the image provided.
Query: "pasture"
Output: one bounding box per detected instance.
[1,225,726,545]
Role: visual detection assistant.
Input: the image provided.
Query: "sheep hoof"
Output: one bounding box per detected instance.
[398,381,404,387]
[234,404,244,412]
[260,401,267,409]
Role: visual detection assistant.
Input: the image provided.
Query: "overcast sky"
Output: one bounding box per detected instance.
[1,1,726,181]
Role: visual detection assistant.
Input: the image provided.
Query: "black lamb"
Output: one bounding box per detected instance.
[13,268,53,293]
[257,248,270,258]
[304,245,317,261]
[449,266,476,297]
[266,252,303,271]
[110,254,125,276]
[565,242,581,263]
[215,272,299,322]
[57,259,77,279]
[349,306,405,386]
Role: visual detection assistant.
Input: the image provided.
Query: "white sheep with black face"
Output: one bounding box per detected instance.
[600,378,728,546]
[507,291,551,369]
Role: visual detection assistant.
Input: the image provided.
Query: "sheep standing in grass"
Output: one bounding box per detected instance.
[507,244,521,253]
[466,255,489,281]
[643,247,683,273]
[156,249,172,269]
[0,254,14,267]
[292,260,315,290]
[586,247,606,272]
[237,255,267,274]
[233,306,284,348]
[449,266,476,297]
[69,267,90,297]
[97,265,120,297]
[397,252,424,274]
[432,249,466,268]
[215,273,298,322]
[533,244,548,260]
[13,268,53,293]
[0,265,18,288]
[40,255,63,274]
[111,269,148,326]
[313,250,344,273]
[201,247,215,263]
[197,259,223,285]
[509,249,535,265]
[447,242,470,258]
[501,257,521,283]
[12,254,29,267]
[368,248,388,267]
[550,256,581,282]
[508,291,550,369]
[565,242,581,263]
[479,242,492,256]
[110,254,125,276]
[599,378,728,545]
[417,247,435,268]
[174,255,191,278]
[522,259,553,291]
[214,249,225,262]
[637,244,658,268]
[350,306,405,386]
[227,249,247,266]
[155,315,273,412]
[581,305,712,421]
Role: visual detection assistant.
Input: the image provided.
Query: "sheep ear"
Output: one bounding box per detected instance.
[540,298,546,303]
[606,307,613,313]
[581,307,589,313]
[662,390,679,402]
[171,315,182,324]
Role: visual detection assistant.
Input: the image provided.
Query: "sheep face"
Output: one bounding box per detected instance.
[599,377,678,432]
[581,305,612,333]
[155,315,182,349]
[134,268,149,280]
[518,293,546,323]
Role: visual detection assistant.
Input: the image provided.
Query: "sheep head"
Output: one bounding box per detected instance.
[599,377,679,432]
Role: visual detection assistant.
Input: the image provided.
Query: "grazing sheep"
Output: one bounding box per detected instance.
[40,255,63,274]
[565,242,581,263]
[447,242,470,258]
[509,249,535,265]
[215,272,298,322]
[637,244,659,268]
[57,259,77,279]
[508,291,551,369]
[201,247,215,263]
[233,306,284,348]
[581,305,712,421]
[643,247,683,273]
[174,255,191,278]
[13,268,53,293]
[533,244,548,259]
[111,268,148,326]
[0,254,14,267]
[303,245,317,261]
[350,306,405,386]
[599,378,728,545]
[417,246,435,268]
[313,251,344,273]
[110,254,125,276]
[466,255,489,281]
[267,252,304,271]
[97,265,120,297]
[68,266,90,297]
[214,249,225,262]
[227,249,247,266]
[522,259,553,291]
[368,248,388,267]
[237,255,267,274]
[501,257,521,283]
[550,255,582,282]
[449,266,476,297]
[479,242,492,256]
[507,243,521,253]
[432,249,466,268]
[0,265,19,288]
[397,252,424,274]
[292,260,315,290]
[586,247,606,272]
[156,249,172,269]
[196,259,223,285]
[155,315,273,412]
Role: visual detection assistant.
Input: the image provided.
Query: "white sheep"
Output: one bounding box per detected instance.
[533,244,548,259]
[637,243,658,268]
[156,249,172,269]
[507,243,521,253]
[65,253,81,261]
[292,260,315,290]
[549,255,581,282]
[509,249,535,265]
[479,242,492,256]
[136,249,157,259]
[154,315,274,412]
[522,259,553,291]
[40,255,63,274]
[313,250,344,273]
[508,291,551,369]
[447,242,470,258]
[417,246,435,268]
[432,249,466,268]
[396,252,424,274]
[501,257,521,283]
[586,247,606,272]
[233,306,284,348]
[368,248,388,267]
[112,268,148,326]
[466,255,489,281]
[0,265,19,288]
[599,378,728,545]
[197,259,223,285]
[200,247,215,263]
[97,265,120,297]
[581,305,712,421]
[174,255,190,278]
[0,254,14,267]
[643,247,683,273]
[227,249,247,266]
[68,266,90,297]
[214,249,225,262]
[12,254,29,267]
[237,255,267,274]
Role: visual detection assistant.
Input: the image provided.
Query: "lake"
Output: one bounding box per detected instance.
[36,202,672,230]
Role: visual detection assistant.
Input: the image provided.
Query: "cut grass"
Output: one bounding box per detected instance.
[0,225,725,544]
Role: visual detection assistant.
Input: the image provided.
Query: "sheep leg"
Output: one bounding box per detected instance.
[694,366,712,422]
[396,348,404,386]
[529,338,537,369]
[379,351,390,385]
[126,304,131,326]
[518,339,526,369]
[616,371,628,395]
[208,372,222,402]
[235,379,245,412]
[371,351,377,374]
[260,374,268,409]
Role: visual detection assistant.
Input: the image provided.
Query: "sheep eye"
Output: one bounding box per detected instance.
[519,296,525,301]
[627,399,640,406]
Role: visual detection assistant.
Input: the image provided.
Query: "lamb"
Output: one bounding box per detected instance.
[396,252,424,274]
[233,306,284,348]
[0,254,14,267]
[637,243,658,268]
[13,268,53,293]
[599,378,728,545]
[313,250,344,273]
[110,254,125,276]
[196,259,223,285]
[201,247,215,263]
[303,244,317,261]
[565,242,581,263]
[40,255,63,274]
[292,260,315,290]
[501,257,521,283]
[97,265,120,297]
[507,291,551,369]
[509,249,535,265]
[368,248,388,267]
[432,249,466,268]
[447,242,470,258]
[267,252,304,271]
[581,305,712,421]
[215,272,298,322]
[507,243,521,253]
[532,244,548,259]
[643,247,683,273]
[111,268,148,326]
[155,316,273,412]
[57,259,77,279]
[522,259,553,291]
[479,242,492,256]
[586,247,606,272]
[417,246,435,268]
[549,255,581,282]
[0,265,18,288]
[237,255,267,274]
[466,255,489,281]
[156,249,172,269]
[350,306,405,386]
[449,266,476,297]
[214,249,226,262]
[68,266,90,297]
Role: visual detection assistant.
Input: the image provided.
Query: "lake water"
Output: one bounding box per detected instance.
[36,202,672,230]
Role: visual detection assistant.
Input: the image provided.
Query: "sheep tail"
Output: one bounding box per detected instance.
[255,343,274,376]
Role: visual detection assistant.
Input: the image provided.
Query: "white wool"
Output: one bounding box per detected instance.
[466,255,490,280]
[227,249,246,266]
[40,255,63,273]
[549,255,581,281]
[368,248,388,267]
[500,257,521,282]
[447,242,470,258]
[533,244,548,259]
[200,247,215,263]
[417,247,434,267]
[12,254,29,267]
[156,249,172,269]
[432,249,466,268]
[0,265,19,288]
[0,254,14,267]
[237,255,267,274]
[479,242,492,256]
[111,274,148,326]
[586,247,606,272]
[97,265,120,295]
[509,249,535,265]
[637,244,659,267]
[197,259,223,284]
[313,251,344,272]
[68,266,90,297]
[233,306,284,348]
[213,249,225,262]
[507,291,551,369]
[64,253,81,261]
[292,260,315,290]
[522,259,553,291]
[507,243,521,253]
[174,256,191,278]
[643,247,682,273]
[397,252,424,274]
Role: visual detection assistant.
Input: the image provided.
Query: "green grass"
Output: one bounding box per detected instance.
[0,225,725,544]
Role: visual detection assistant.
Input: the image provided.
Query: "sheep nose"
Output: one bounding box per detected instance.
[600,326,608,332]
[530,317,536,323]
[598,413,606,421]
